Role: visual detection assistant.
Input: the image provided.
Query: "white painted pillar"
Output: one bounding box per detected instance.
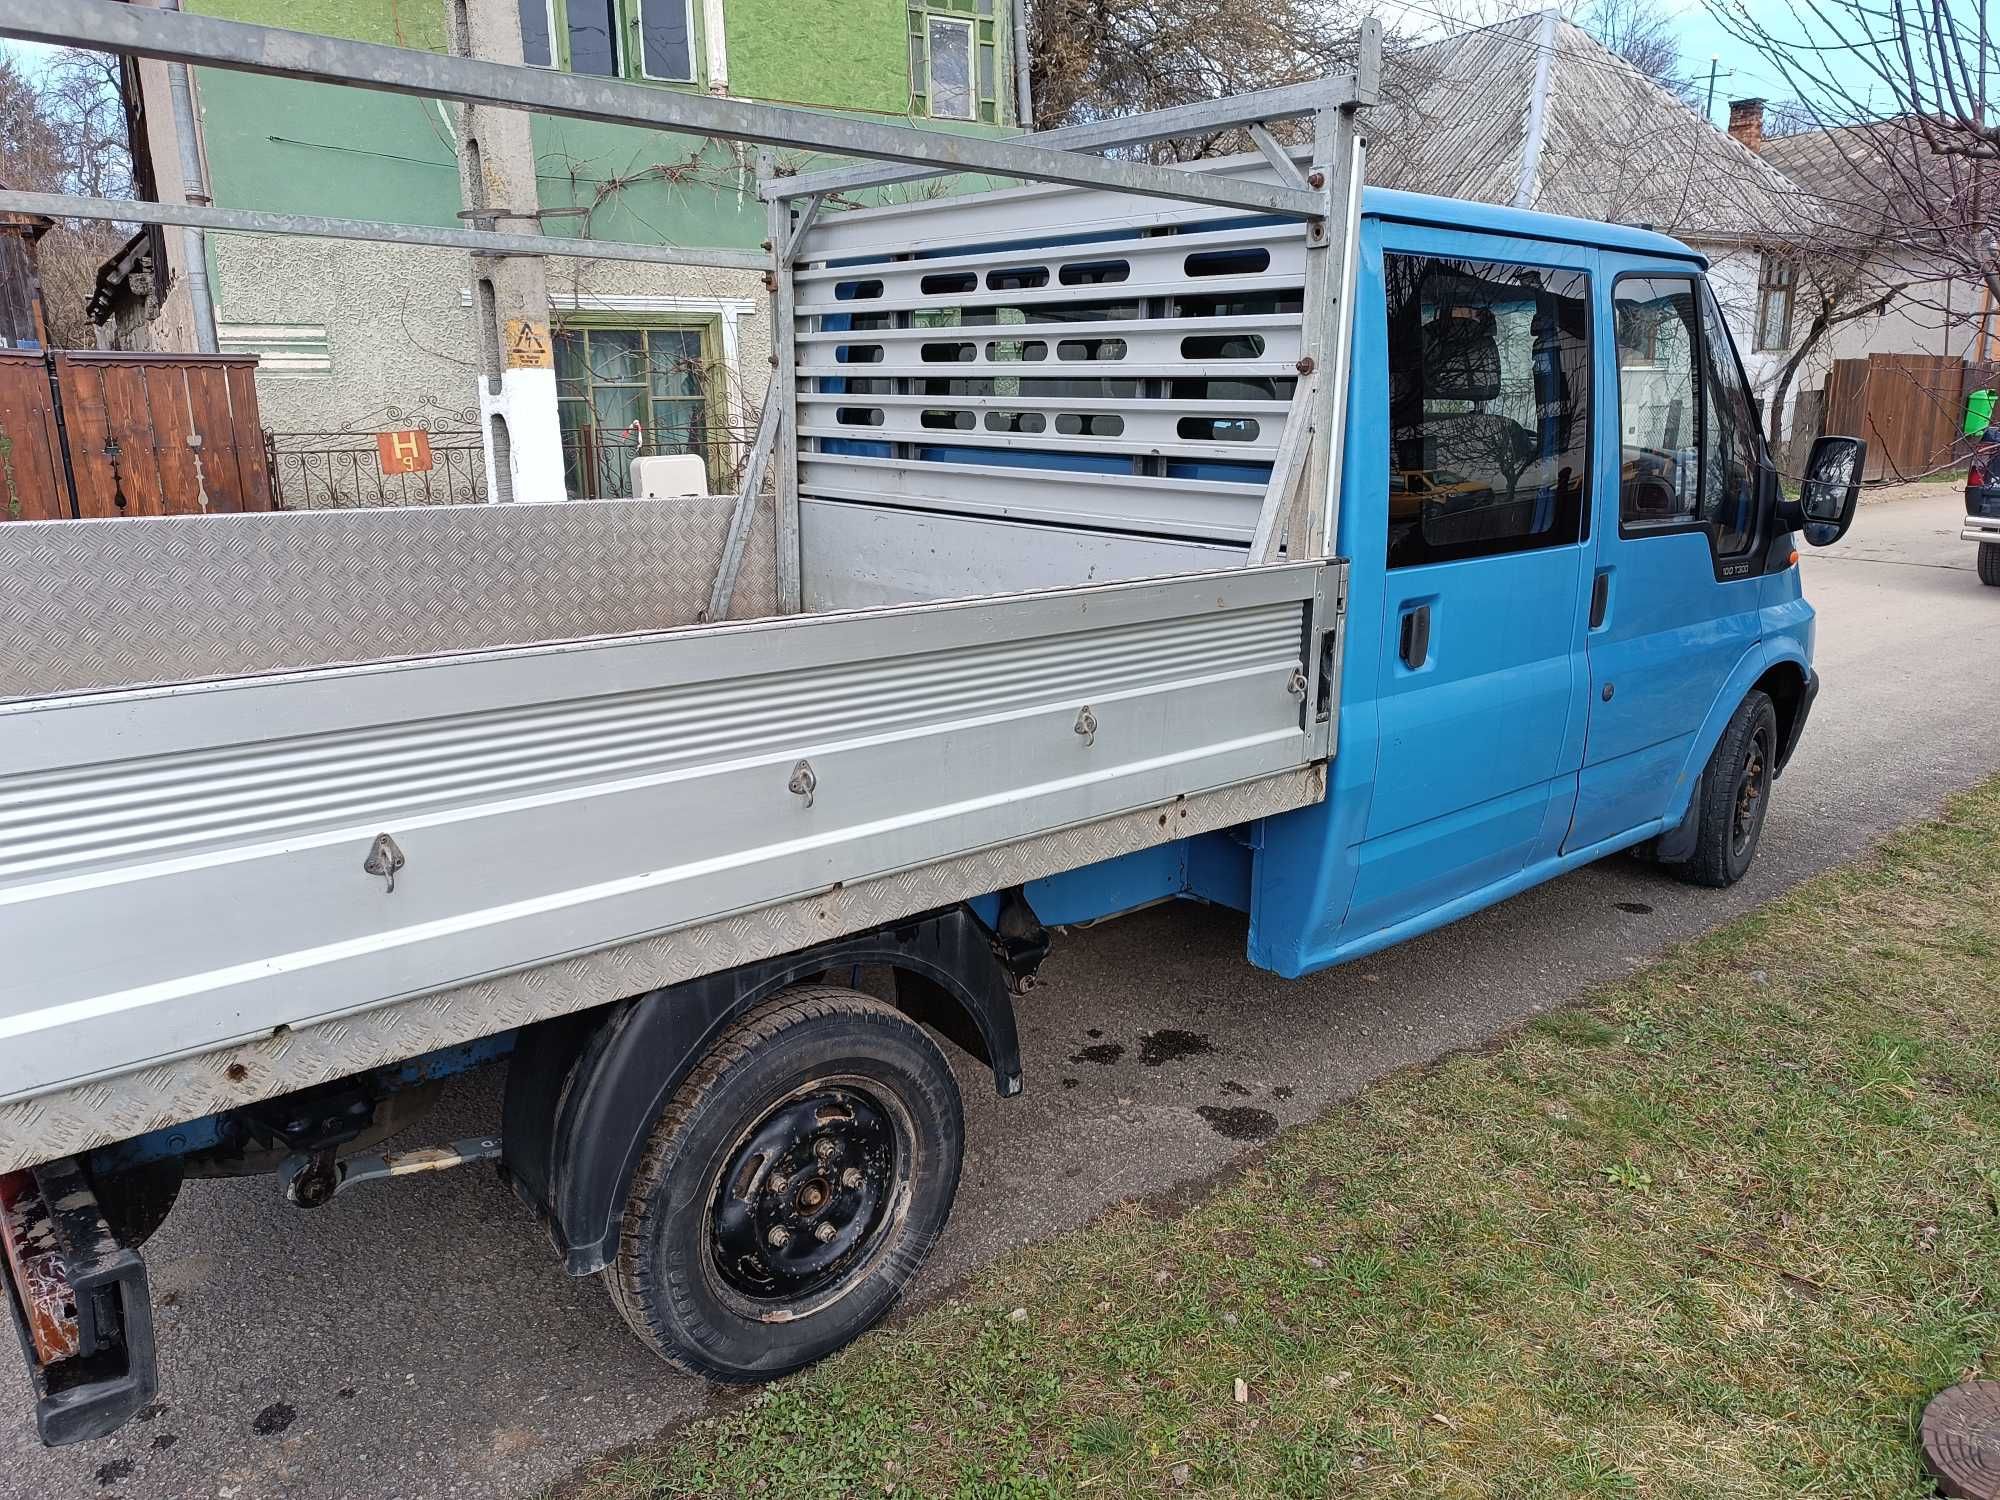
[450,0,567,502]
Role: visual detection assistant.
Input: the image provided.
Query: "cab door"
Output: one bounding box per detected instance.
[1565,267,1769,851]
[1341,233,1595,938]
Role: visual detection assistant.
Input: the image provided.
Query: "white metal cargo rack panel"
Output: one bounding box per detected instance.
[790,176,1310,549]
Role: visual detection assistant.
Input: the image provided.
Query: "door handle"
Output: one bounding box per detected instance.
[1398,603,1431,669]
[1589,570,1611,629]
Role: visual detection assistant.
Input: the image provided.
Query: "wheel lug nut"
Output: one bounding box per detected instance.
[768,1173,788,1192]
[767,1225,790,1247]
[814,1221,837,1242]
[815,1138,837,1162]
[841,1167,863,1189]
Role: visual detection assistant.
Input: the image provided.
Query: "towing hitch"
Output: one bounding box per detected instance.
[0,1161,157,1445]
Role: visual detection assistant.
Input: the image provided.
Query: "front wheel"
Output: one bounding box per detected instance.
[606,985,964,1382]
[1978,541,2000,586]
[1671,690,1778,889]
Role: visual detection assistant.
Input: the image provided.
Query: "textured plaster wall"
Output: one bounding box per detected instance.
[214,235,770,439]
[175,0,993,455]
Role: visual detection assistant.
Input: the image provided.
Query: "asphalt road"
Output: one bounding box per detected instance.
[7,486,1997,1499]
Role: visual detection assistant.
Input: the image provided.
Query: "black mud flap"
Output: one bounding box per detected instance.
[1775,669,1820,775]
[0,1160,158,1445]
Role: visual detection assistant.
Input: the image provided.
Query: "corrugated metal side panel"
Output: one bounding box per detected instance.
[0,763,1324,1173]
[0,562,1325,1109]
[0,493,779,701]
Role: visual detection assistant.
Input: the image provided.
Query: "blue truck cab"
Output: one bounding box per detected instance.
[1012,189,1863,972]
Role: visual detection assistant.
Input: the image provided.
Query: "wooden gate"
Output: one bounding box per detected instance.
[0,350,272,520]
[1821,353,2000,482]
[0,350,66,522]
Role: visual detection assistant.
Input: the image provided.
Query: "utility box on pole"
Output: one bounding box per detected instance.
[449,0,565,502]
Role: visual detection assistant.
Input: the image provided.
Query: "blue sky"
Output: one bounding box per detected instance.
[1,38,61,76]
[1666,2,1891,123]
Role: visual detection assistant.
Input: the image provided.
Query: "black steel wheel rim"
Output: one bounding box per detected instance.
[1732,726,1770,856]
[708,1082,900,1304]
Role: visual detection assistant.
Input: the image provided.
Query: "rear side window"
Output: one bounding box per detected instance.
[1383,253,1591,569]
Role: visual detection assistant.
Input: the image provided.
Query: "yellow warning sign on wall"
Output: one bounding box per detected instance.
[505,318,554,370]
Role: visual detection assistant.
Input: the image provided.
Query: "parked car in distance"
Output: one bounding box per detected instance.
[1965,429,2000,586]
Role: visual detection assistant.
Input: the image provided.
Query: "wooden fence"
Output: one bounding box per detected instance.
[1820,353,2000,482]
[0,349,271,520]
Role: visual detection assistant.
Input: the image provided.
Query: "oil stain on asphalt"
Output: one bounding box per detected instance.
[1139,1029,1213,1067]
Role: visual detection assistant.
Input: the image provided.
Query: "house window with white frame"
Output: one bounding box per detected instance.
[1755,253,1796,351]
[516,0,696,83]
[909,1,1002,123]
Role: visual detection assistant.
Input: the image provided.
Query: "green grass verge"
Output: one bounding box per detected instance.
[573,781,2000,1499]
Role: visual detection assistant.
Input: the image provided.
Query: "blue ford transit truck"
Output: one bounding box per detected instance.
[0,3,1865,1443]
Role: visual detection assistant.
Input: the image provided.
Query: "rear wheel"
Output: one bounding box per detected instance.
[1672,690,1778,889]
[607,985,963,1382]
[1979,541,2000,586]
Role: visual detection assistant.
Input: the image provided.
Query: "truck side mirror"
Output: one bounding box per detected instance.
[1781,435,1864,546]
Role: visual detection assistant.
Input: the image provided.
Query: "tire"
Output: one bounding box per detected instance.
[1672,690,1778,889]
[1979,541,2000,587]
[606,984,963,1383]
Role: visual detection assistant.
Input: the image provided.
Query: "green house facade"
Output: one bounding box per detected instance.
[115,0,1020,498]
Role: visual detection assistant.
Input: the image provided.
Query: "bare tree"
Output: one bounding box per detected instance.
[41,47,132,201]
[0,52,66,194]
[1573,0,1688,96]
[0,46,131,346]
[1418,0,1689,93]
[1764,255,1910,452]
[1706,0,2000,304]
[1027,0,1393,157]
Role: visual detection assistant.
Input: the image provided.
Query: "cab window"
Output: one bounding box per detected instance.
[1612,277,1700,524]
[1383,253,1591,569]
[1614,274,1762,557]
[1697,283,1759,556]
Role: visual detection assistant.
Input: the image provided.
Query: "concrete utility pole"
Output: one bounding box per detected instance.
[448,0,565,503]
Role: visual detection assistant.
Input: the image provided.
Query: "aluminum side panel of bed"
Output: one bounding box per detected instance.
[0,560,1335,1165]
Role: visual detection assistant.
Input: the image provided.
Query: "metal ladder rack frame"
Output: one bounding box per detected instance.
[0,0,1380,619]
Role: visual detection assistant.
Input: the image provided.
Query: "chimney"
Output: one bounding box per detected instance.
[1727,97,1766,153]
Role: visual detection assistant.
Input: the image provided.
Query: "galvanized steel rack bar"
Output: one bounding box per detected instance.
[0,0,1329,221]
[0,189,771,272]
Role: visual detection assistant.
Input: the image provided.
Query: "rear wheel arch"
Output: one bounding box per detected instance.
[499,907,1019,1277]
